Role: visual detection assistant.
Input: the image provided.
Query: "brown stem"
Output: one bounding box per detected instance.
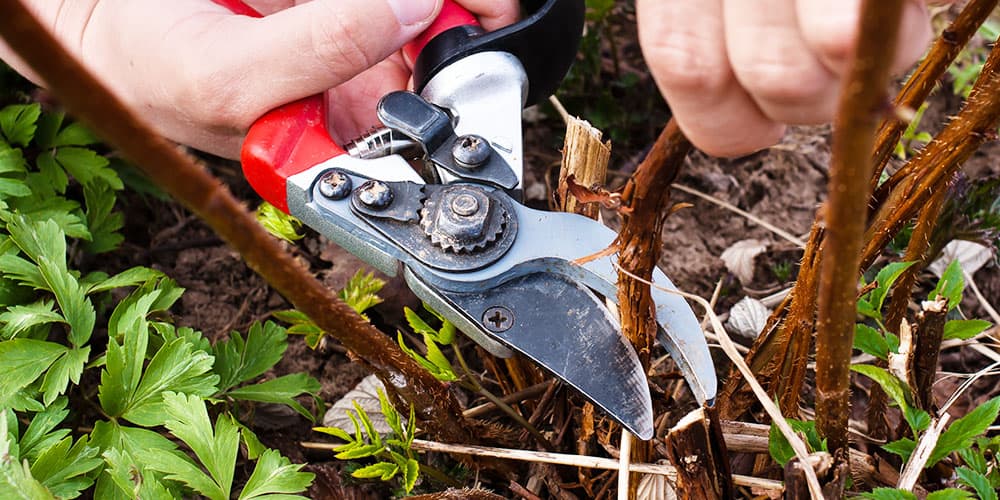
[870,0,999,184]
[616,119,690,499]
[816,0,906,455]
[884,186,949,332]
[864,40,1000,267]
[617,119,692,367]
[910,298,948,412]
[0,0,475,443]
[662,407,733,499]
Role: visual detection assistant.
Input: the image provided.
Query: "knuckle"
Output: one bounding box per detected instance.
[642,32,731,94]
[308,13,374,81]
[803,20,856,68]
[736,59,830,105]
[168,55,252,131]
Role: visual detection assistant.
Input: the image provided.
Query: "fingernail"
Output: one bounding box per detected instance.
[387,0,439,26]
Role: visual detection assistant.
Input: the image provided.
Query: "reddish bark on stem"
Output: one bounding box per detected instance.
[816,0,906,454]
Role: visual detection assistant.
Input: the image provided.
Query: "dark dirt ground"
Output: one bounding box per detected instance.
[76,4,1000,499]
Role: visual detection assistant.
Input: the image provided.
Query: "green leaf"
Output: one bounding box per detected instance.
[213,321,288,392]
[99,448,173,500]
[52,147,122,190]
[6,216,65,270]
[273,310,325,349]
[335,443,383,460]
[402,458,419,493]
[396,331,457,382]
[926,489,974,500]
[378,388,405,439]
[227,373,320,421]
[88,420,178,461]
[34,152,67,195]
[931,260,965,311]
[422,334,456,380]
[313,426,354,443]
[851,364,929,433]
[0,178,30,198]
[0,254,45,291]
[404,307,437,337]
[943,319,992,341]
[0,144,27,175]
[121,337,218,426]
[930,396,1000,465]
[29,435,102,499]
[854,323,889,360]
[146,447,225,500]
[39,346,89,405]
[50,122,100,148]
[958,447,987,475]
[0,339,67,406]
[957,467,997,500]
[19,398,71,461]
[255,202,303,243]
[238,448,313,499]
[0,300,63,339]
[870,261,916,313]
[86,266,162,295]
[0,104,41,147]
[237,422,267,460]
[340,270,385,315]
[153,392,239,500]
[82,183,123,253]
[860,488,917,500]
[351,462,398,480]
[37,255,95,346]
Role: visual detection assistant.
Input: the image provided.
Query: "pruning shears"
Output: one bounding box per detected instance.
[213,0,716,439]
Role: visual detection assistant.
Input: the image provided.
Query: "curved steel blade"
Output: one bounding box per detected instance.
[428,272,654,439]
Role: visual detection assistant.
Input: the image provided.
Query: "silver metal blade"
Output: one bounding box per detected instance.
[431,272,654,440]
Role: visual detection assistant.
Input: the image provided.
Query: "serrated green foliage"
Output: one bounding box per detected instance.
[225,373,321,421]
[29,434,102,498]
[397,305,458,382]
[930,396,1000,465]
[894,103,933,159]
[340,269,385,316]
[255,202,303,243]
[944,319,993,341]
[957,467,997,500]
[213,321,288,392]
[147,393,311,500]
[0,104,40,147]
[931,260,966,312]
[0,101,318,498]
[854,323,890,360]
[767,417,826,466]
[882,438,917,463]
[851,364,930,434]
[97,448,173,500]
[314,388,420,493]
[276,269,385,349]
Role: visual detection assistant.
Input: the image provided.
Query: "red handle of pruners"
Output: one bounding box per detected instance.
[212,0,478,212]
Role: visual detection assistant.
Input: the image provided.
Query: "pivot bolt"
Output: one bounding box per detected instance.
[450,193,480,217]
[318,170,352,200]
[452,135,492,169]
[482,306,514,333]
[356,180,394,209]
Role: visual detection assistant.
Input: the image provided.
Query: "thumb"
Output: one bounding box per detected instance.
[200,0,442,123]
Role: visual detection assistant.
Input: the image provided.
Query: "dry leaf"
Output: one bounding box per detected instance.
[636,464,678,500]
[928,240,993,280]
[565,174,625,211]
[727,297,771,339]
[323,374,396,436]
[720,239,768,284]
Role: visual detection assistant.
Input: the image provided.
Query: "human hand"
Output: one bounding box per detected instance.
[636,0,946,157]
[0,0,517,159]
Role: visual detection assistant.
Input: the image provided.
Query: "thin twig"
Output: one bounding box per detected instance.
[939,361,1000,416]
[299,440,785,491]
[671,184,806,248]
[964,268,1000,325]
[617,429,632,500]
[897,414,950,490]
[613,264,823,499]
